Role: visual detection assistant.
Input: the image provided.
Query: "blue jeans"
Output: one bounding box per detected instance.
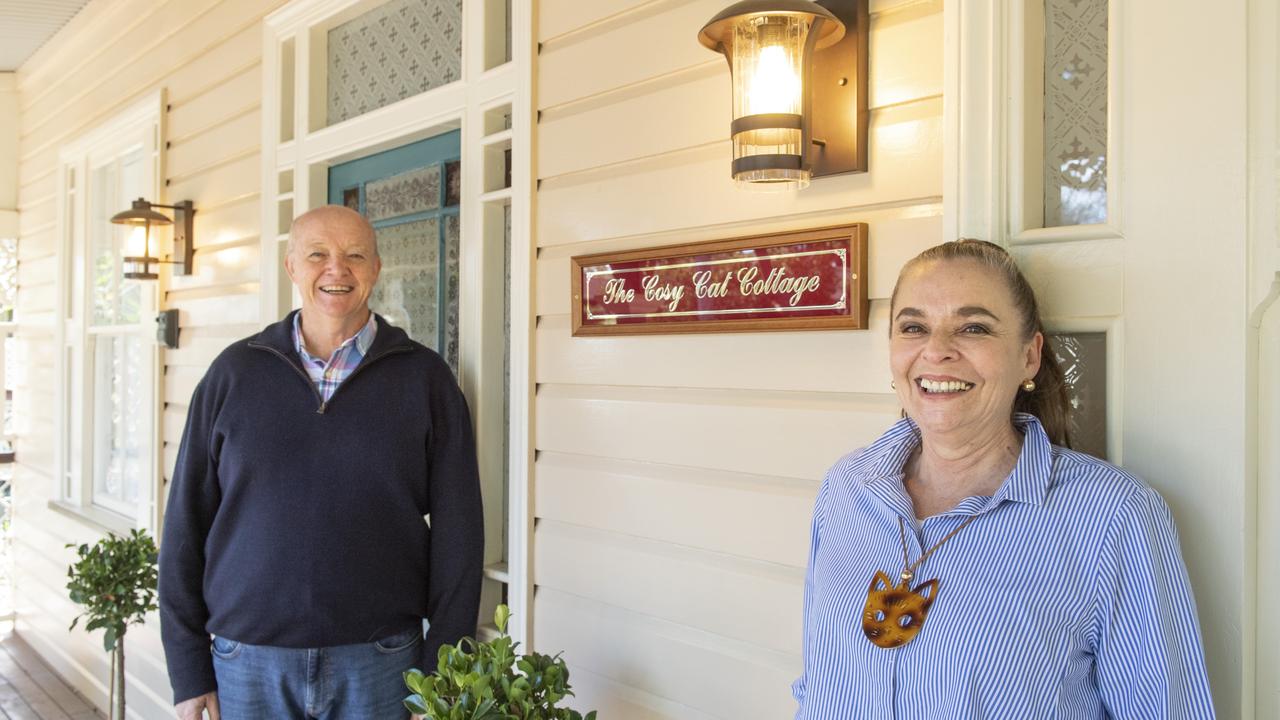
[211,627,422,719]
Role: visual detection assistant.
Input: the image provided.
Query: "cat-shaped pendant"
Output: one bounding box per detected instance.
[861,570,940,648]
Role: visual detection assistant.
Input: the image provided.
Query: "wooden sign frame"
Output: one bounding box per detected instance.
[570,223,868,336]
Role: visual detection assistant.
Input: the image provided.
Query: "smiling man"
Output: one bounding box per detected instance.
[159,205,483,720]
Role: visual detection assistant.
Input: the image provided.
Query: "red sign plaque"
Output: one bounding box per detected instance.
[571,224,868,336]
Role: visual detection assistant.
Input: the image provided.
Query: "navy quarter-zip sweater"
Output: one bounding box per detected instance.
[158,312,483,705]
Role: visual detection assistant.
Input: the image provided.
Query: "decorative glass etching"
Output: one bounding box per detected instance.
[1049,332,1107,459]
[370,218,441,350]
[366,165,440,222]
[1043,0,1107,227]
[327,0,463,125]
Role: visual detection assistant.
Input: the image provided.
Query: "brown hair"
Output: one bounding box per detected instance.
[889,239,1073,448]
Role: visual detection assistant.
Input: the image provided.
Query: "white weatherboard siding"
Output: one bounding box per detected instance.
[12,0,286,716]
[533,0,944,716]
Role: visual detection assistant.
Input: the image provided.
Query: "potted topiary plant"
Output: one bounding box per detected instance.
[66,529,159,720]
[404,604,597,720]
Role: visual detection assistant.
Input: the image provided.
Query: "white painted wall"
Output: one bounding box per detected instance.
[533,0,944,716]
[12,0,286,717]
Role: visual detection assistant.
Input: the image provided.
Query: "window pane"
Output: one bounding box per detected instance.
[1043,0,1107,227]
[1049,332,1107,459]
[0,238,15,322]
[90,150,144,326]
[92,334,146,515]
[326,0,463,126]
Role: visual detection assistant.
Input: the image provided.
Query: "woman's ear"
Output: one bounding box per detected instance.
[1025,331,1044,378]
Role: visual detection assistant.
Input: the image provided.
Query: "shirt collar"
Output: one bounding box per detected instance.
[857,412,1054,514]
[292,311,378,363]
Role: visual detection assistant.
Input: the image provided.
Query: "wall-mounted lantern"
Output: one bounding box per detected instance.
[109,198,196,280]
[698,0,869,190]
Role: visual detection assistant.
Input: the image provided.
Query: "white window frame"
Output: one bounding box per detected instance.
[54,92,164,534]
[261,0,533,645]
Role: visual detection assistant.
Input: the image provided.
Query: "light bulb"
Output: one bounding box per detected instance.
[748,45,800,115]
[124,226,149,258]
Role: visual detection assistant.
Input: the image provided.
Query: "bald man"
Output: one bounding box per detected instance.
[160,205,483,719]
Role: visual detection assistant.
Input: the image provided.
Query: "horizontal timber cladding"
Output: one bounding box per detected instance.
[533,0,945,716]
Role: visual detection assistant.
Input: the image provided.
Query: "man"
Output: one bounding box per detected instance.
[160,205,483,719]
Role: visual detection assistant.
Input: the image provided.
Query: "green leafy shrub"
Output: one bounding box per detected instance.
[66,529,159,720]
[404,605,597,720]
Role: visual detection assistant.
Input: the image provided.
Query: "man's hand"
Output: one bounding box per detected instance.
[175,692,220,720]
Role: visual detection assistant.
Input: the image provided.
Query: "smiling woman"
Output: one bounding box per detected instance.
[792,239,1215,719]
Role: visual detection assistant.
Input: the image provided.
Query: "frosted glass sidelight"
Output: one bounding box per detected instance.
[1043,0,1108,227]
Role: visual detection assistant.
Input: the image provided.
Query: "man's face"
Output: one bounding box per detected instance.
[285,212,381,326]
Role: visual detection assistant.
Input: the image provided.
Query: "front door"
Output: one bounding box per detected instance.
[328,131,462,375]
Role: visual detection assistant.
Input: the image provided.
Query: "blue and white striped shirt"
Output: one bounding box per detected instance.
[793,414,1215,719]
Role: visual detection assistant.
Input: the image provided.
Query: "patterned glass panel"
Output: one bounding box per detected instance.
[501,203,511,530]
[91,334,145,513]
[443,214,460,373]
[327,0,463,126]
[1043,0,1107,227]
[366,165,440,222]
[370,218,440,351]
[1049,332,1107,459]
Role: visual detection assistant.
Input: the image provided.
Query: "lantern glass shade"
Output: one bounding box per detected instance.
[730,14,810,189]
[122,225,159,280]
[111,200,166,280]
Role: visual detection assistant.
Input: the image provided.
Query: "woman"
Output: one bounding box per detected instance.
[792,240,1214,719]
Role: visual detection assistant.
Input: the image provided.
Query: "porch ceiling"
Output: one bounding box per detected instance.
[0,0,92,72]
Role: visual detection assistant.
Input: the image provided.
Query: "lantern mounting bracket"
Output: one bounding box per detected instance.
[807,0,869,178]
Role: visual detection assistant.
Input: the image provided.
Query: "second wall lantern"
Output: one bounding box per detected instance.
[699,0,869,190]
[110,198,196,280]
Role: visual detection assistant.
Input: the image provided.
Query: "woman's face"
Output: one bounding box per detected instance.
[889,259,1043,441]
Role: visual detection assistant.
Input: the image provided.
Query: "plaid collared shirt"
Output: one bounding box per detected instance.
[292,312,378,403]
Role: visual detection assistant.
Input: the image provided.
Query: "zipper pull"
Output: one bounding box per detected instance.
[317,401,327,414]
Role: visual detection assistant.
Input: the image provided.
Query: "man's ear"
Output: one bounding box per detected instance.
[284,249,296,284]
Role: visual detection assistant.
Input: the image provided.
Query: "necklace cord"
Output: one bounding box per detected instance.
[897,514,979,579]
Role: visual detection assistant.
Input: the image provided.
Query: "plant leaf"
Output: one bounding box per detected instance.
[404,695,430,715]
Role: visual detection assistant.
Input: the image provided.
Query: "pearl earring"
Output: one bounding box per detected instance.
[1022,379,1036,392]
[891,381,896,390]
